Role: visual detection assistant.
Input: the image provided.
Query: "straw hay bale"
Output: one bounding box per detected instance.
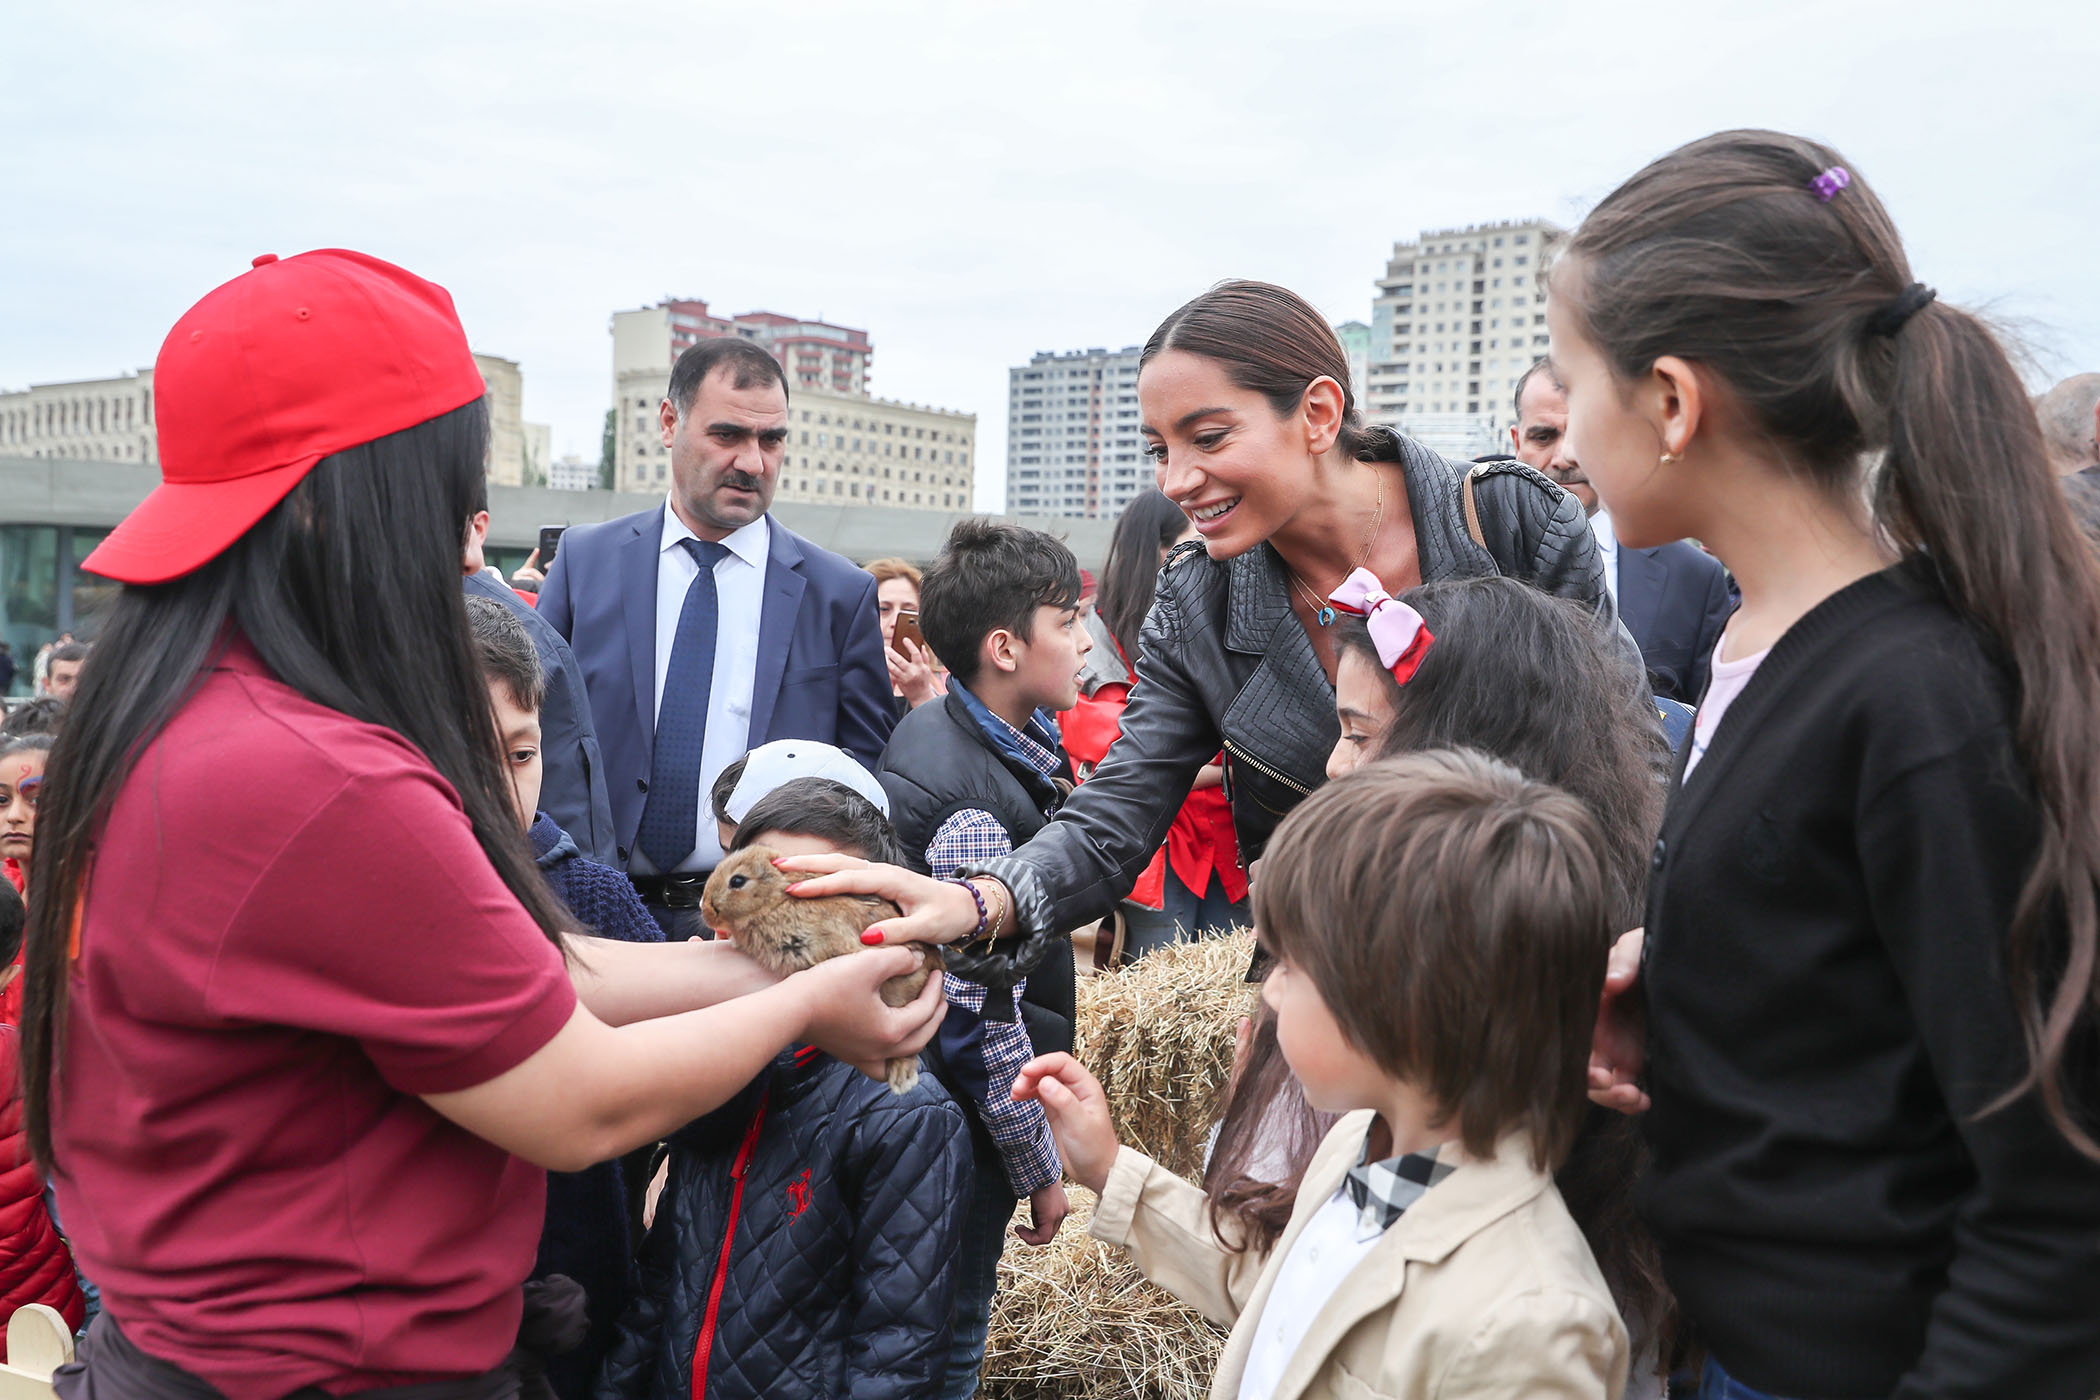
[1075,929,1259,1179]
[979,1189,1227,1400]
[980,931,1257,1399]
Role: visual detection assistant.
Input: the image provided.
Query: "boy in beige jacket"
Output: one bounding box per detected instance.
[1015,751,1629,1400]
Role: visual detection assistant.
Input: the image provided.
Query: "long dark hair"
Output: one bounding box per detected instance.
[1354,578,1665,929]
[21,401,571,1169]
[1096,490,1189,662]
[1143,280,1400,465]
[1561,129,2100,1152]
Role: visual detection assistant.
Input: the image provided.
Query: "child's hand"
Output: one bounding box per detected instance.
[1587,928,1649,1114]
[1011,1053,1118,1194]
[1014,1180,1068,1247]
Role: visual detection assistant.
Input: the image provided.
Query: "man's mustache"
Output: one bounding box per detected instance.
[719,471,764,492]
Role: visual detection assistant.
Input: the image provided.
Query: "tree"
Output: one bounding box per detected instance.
[599,408,616,491]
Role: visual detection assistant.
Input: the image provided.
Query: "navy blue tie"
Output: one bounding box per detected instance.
[637,537,730,872]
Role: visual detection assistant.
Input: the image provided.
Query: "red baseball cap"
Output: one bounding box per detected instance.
[82,249,488,585]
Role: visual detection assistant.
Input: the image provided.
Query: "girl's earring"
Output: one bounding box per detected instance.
[1659,452,1678,465]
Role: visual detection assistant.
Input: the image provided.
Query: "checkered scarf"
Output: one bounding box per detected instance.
[1341,1136,1457,1241]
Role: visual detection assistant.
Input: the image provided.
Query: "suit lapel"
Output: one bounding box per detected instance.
[747,518,807,746]
[620,508,664,761]
[1617,546,1666,650]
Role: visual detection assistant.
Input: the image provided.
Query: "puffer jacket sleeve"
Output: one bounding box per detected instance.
[951,551,1223,987]
[840,1089,972,1399]
[593,1176,675,1400]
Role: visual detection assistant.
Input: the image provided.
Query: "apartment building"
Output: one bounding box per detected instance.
[1004,347,1147,519]
[1367,219,1563,458]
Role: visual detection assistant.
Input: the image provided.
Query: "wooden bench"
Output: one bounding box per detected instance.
[0,1305,74,1397]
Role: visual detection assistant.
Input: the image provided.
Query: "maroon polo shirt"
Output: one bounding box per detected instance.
[51,639,576,1397]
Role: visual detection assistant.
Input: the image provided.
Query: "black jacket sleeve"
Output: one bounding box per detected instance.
[1863,736,2100,1398]
[840,1094,973,1399]
[593,1173,676,1400]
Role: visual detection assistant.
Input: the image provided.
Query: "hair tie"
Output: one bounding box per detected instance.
[1866,282,1936,338]
[1328,568,1435,685]
[1809,165,1851,202]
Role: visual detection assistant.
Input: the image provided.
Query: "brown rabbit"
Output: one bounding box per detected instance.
[700,845,944,1093]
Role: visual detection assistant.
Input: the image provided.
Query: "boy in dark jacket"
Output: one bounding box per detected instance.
[874,519,1088,1399]
[468,596,662,1398]
[598,776,970,1400]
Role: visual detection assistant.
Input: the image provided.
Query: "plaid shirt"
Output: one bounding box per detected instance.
[1342,1135,1458,1241]
[922,688,1066,1198]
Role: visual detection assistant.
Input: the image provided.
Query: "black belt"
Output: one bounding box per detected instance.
[629,870,711,909]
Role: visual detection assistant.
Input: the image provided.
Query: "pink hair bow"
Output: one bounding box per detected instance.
[1328,568,1435,684]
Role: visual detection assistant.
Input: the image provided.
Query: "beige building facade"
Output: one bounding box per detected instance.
[1367,219,1563,458]
[1,359,541,485]
[0,371,157,464]
[616,365,973,510]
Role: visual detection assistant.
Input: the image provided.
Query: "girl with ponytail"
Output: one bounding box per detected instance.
[1563,130,2100,1398]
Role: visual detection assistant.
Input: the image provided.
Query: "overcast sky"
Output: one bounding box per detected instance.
[6,0,2095,510]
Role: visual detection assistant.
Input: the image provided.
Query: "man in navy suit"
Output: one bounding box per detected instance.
[1512,361,1734,704]
[539,338,893,930]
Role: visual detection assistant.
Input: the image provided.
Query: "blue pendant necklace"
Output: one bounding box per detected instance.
[1286,468,1385,628]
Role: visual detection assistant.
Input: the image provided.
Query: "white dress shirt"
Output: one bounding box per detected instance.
[1235,1186,1384,1400]
[1591,508,1621,605]
[632,501,770,874]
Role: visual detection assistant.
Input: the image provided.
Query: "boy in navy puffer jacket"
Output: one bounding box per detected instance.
[596,777,969,1400]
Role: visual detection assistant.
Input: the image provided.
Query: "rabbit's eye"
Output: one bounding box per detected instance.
[728,874,748,890]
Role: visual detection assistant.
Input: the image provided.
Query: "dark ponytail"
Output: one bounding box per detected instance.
[1563,128,2100,1152]
[1143,280,1400,464]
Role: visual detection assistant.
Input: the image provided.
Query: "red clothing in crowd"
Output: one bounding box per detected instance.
[1062,647,1247,911]
[0,1027,84,1360]
[52,638,577,1399]
[1,861,24,1051]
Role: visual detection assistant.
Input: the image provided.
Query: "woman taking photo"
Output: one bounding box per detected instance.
[792,280,1626,985]
[864,556,944,716]
[23,250,943,1398]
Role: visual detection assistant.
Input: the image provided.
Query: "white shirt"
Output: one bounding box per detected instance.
[633,501,770,874]
[1235,1186,1385,1400]
[1591,508,1621,605]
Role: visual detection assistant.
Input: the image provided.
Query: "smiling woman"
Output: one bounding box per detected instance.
[787,280,1637,989]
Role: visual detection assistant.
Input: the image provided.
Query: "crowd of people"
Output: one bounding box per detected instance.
[3,126,2100,1400]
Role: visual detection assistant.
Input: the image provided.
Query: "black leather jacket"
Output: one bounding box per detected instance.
[944,431,1620,988]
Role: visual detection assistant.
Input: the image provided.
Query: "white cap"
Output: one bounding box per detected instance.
[725,739,890,824]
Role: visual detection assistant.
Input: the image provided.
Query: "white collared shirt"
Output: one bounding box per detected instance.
[633,499,770,874]
[1591,508,1621,605]
[1236,1186,1384,1400]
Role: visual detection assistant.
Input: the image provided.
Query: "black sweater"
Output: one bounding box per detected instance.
[1640,559,2100,1400]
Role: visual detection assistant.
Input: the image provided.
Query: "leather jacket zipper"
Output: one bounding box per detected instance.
[1222,738,1312,799]
[691,1088,769,1395]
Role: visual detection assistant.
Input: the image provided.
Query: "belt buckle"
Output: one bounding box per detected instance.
[662,874,708,910]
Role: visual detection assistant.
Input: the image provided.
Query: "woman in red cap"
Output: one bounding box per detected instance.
[18,250,944,1398]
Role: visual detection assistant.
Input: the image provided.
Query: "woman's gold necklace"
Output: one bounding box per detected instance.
[1287,468,1385,627]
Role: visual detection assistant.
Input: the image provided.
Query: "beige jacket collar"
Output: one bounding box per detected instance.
[1214,1111,1551,1400]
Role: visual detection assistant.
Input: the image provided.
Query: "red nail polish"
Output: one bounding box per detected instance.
[860,929,885,946]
